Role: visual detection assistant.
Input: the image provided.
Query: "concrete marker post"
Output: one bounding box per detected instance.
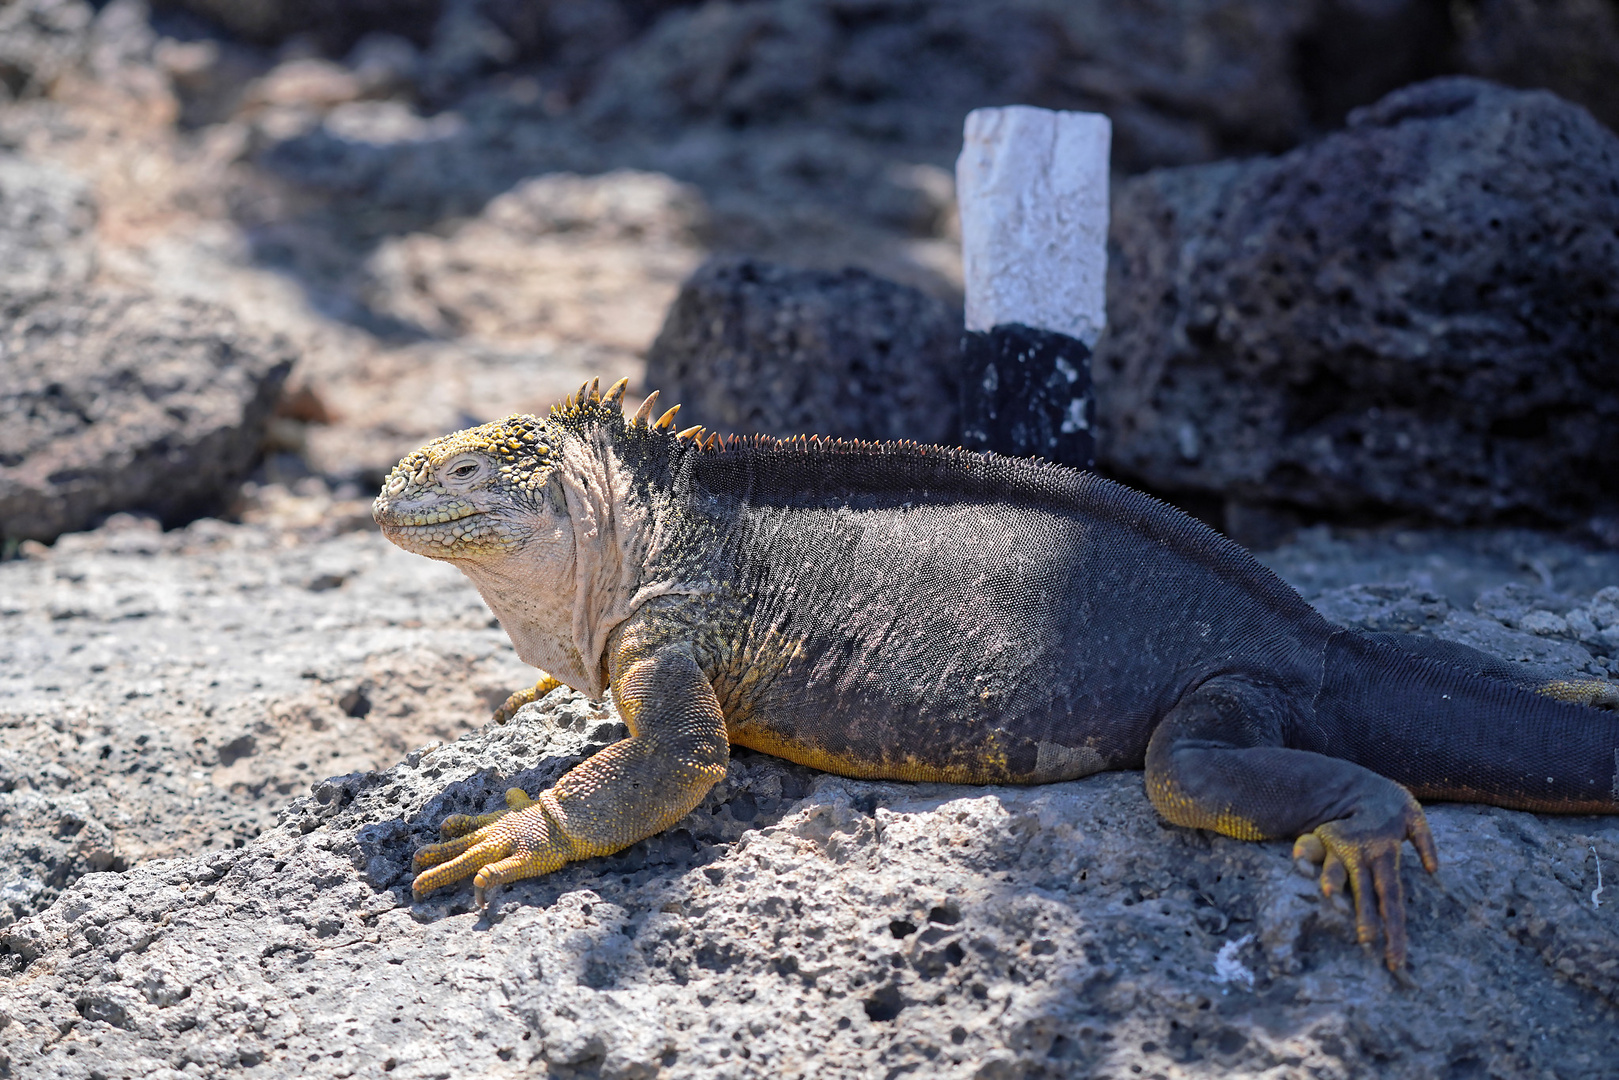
[955,106,1111,469]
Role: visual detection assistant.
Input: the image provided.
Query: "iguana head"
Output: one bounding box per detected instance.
[371,411,560,562]
[371,377,689,696]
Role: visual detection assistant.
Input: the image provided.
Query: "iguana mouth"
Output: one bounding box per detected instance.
[373,504,485,529]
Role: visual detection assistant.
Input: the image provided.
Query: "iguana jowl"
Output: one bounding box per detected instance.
[372,377,1619,970]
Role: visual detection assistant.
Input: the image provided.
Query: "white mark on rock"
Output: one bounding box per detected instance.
[1061,397,1089,434]
[1592,846,1605,909]
[1212,934,1256,991]
[1054,356,1080,383]
[1177,422,1201,462]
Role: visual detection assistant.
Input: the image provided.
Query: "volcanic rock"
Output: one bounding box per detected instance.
[1098,77,1619,532]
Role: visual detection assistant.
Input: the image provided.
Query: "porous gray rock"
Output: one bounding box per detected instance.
[4,671,1618,1078]
[0,510,531,929]
[645,257,962,445]
[3,514,1619,1078]
[0,154,97,300]
[0,0,93,100]
[0,290,295,542]
[1098,77,1619,531]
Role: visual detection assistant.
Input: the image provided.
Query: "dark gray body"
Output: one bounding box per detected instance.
[640,438,1618,807]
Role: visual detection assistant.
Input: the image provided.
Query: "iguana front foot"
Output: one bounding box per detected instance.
[1292,794,1439,971]
[492,675,564,724]
[412,788,572,906]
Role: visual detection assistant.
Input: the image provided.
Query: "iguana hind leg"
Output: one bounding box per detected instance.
[412,641,729,906]
[1145,674,1438,970]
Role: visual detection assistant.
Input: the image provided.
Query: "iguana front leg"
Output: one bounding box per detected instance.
[411,640,729,905]
[1144,674,1439,970]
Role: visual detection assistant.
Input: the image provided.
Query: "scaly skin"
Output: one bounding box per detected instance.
[373,377,1619,971]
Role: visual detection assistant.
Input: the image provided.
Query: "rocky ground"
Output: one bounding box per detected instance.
[2,508,1617,1079]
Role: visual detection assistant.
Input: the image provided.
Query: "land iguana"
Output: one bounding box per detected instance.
[372,377,1619,970]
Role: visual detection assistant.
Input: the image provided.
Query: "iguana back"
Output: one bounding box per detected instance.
[674,437,1331,784]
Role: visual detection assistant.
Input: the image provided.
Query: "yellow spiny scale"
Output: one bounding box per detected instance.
[676,425,704,442]
[604,377,629,407]
[631,390,661,427]
[654,404,681,430]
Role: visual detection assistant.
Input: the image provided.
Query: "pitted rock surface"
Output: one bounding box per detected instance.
[0,290,294,543]
[3,515,1619,1079]
[1098,77,1619,531]
[645,257,962,446]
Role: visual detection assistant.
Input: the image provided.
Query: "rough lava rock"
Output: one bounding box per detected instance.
[0,289,295,542]
[2,512,1619,1078]
[645,257,962,445]
[0,0,94,101]
[0,154,97,300]
[0,508,532,929]
[579,0,1412,172]
[1098,77,1619,532]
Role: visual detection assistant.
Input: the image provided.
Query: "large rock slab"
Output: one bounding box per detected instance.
[0,510,531,928]
[2,512,1619,1078]
[644,257,962,445]
[0,290,295,543]
[4,682,1617,1078]
[1099,77,1619,531]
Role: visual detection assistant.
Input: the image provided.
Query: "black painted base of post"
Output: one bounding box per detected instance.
[959,323,1095,470]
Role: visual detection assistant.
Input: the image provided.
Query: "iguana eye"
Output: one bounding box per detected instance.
[446,459,481,481]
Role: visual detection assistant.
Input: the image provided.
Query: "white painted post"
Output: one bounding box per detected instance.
[956,106,1111,347]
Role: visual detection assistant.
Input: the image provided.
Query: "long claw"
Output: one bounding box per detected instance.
[473,852,561,909]
[1320,851,1347,898]
[1409,814,1440,875]
[1298,790,1434,971]
[414,838,509,899]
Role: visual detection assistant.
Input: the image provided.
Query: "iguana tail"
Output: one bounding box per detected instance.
[1312,632,1619,813]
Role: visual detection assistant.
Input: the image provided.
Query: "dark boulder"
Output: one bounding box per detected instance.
[1458,0,1619,135]
[581,0,1350,172]
[1098,77,1619,533]
[0,291,294,543]
[645,257,961,445]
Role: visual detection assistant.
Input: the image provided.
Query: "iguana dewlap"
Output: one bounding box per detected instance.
[372,378,1619,970]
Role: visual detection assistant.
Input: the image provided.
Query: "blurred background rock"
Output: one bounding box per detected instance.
[1,0,1616,545]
